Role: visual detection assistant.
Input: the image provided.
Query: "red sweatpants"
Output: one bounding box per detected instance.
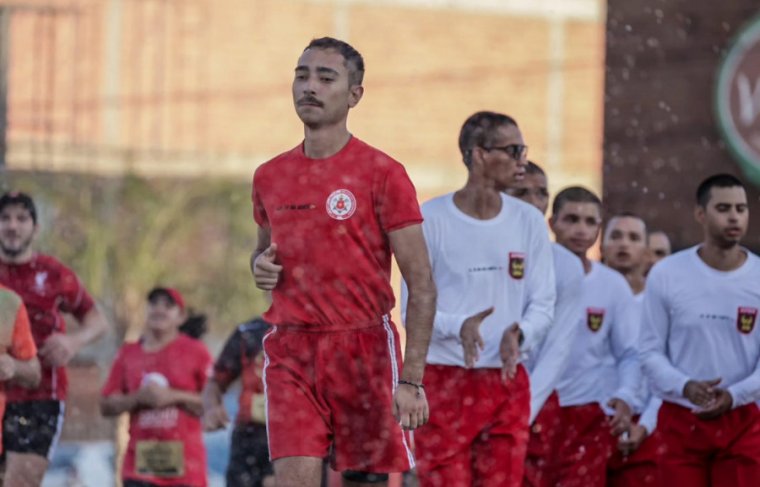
[606,415,663,487]
[547,403,616,487]
[414,364,530,487]
[657,401,760,487]
[523,391,561,487]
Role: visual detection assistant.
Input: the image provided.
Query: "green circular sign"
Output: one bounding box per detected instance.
[715,13,760,187]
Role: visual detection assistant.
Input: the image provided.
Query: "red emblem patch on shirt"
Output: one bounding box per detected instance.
[509,252,525,279]
[587,307,605,332]
[737,307,758,334]
[326,189,357,220]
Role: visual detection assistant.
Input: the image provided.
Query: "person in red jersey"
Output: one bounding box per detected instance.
[101,287,212,487]
[251,37,436,487]
[202,315,275,487]
[0,191,109,486]
[0,284,41,455]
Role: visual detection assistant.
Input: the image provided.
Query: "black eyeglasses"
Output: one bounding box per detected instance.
[482,144,528,160]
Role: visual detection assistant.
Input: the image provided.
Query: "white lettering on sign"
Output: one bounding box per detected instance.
[738,73,760,126]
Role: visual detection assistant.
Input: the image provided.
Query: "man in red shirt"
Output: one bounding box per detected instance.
[251,37,436,487]
[101,287,212,487]
[0,192,109,486]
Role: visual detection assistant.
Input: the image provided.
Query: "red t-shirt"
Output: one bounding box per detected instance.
[0,284,38,452]
[101,334,212,487]
[0,254,95,402]
[252,136,423,329]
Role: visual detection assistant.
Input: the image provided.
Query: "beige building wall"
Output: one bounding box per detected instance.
[3,0,605,198]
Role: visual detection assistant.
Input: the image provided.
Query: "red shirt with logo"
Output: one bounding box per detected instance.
[0,254,95,402]
[102,334,212,487]
[252,136,423,329]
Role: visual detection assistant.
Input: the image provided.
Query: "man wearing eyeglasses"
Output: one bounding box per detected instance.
[402,111,555,487]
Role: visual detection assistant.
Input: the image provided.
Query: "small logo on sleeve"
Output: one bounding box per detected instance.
[509,252,526,279]
[737,307,758,334]
[587,307,605,332]
[326,189,357,220]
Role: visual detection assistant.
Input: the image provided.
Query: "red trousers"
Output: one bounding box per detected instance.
[415,364,530,487]
[545,403,616,487]
[606,415,663,487]
[656,401,760,487]
[523,391,561,487]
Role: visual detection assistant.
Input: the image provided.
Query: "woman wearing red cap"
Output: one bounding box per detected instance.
[100,287,212,487]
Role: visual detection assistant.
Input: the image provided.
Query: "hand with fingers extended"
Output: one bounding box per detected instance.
[392,382,429,430]
[460,307,494,368]
[683,378,722,408]
[499,322,521,383]
[252,243,283,290]
[607,397,632,436]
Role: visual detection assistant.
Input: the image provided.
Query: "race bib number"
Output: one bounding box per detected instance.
[135,440,184,478]
[251,393,267,424]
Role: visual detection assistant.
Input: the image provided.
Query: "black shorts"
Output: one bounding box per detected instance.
[3,400,65,458]
[226,422,273,487]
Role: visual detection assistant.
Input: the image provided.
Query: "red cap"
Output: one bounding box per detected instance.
[147,287,185,311]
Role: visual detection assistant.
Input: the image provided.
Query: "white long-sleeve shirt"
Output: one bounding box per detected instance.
[401,193,556,368]
[640,246,760,409]
[525,243,584,423]
[555,261,640,412]
[629,293,661,433]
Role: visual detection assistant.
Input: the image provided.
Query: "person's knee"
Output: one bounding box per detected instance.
[342,470,389,484]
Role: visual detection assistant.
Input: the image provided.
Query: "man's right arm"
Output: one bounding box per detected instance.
[251,227,282,290]
[640,269,690,397]
[202,329,244,430]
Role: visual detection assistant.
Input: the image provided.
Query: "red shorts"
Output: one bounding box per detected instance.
[414,364,530,487]
[262,319,413,473]
[607,415,663,487]
[657,401,760,487]
[548,403,616,487]
[523,391,561,487]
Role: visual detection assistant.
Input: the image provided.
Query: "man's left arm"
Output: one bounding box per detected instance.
[607,294,641,435]
[518,219,556,353]
[389,224,436,430]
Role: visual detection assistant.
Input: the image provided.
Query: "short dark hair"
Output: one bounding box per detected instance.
[606,211,648,236]
[458,111,518,168]
[304,37,365,86]
[0,192,37,224]
[525,161,545,177]
[552,186,602,216]
[696,174,745,207]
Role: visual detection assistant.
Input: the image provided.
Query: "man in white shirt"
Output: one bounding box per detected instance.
[602,213,662,487]
[506,162,584,487]
[640,174,760,487]
[546,187,640,487]
[402,112,556,487]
